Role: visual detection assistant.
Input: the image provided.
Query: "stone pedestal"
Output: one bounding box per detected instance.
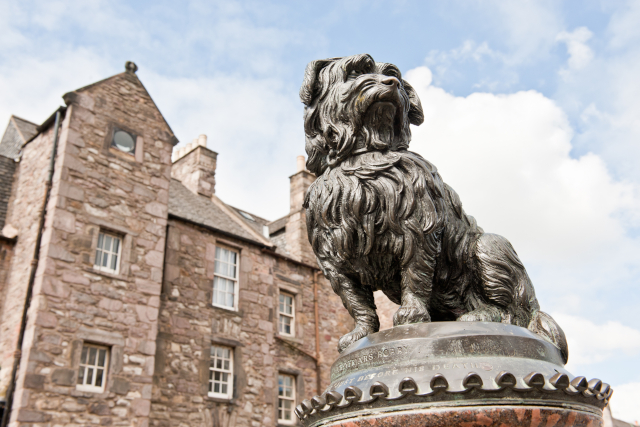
[296,322,610,427]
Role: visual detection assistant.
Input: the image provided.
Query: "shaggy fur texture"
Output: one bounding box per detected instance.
[301,54,568,363]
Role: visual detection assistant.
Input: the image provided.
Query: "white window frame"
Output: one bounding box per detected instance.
[94,231,122,274]
[208,345,234,399]
[278,292,295,337]
[76,343,109,393]
[278,373,296,425]
[212,246,239,311]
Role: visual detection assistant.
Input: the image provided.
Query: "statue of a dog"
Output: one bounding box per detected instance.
[301,54,569,362]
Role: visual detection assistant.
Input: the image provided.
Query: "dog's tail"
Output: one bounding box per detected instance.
[528,311,569,364]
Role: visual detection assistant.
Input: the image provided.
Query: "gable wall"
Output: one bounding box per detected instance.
[6,72,175,427]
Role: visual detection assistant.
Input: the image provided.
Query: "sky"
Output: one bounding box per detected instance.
[1,0,639,422]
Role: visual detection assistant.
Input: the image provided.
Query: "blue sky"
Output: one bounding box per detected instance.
[1,0,639,421]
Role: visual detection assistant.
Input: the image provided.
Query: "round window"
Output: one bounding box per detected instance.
[112,130,136,153]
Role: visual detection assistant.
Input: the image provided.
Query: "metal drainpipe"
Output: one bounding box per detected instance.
[313,271,322,394]
[0,109,62,427]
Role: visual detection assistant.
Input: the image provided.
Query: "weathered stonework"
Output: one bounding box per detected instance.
[0,123,58,403]
[0,65,353,427]
[285,163,316,266]
[170,136,217,198]
[0,239,14,327]
[1,69,175,427]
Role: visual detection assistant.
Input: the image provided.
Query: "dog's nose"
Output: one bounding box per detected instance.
[380,76,399,87]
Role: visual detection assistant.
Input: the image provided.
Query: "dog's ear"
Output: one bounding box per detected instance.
[402,79,424,126]
[300,58,340,105]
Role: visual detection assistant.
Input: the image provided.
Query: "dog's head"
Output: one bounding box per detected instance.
[300,54,424,175]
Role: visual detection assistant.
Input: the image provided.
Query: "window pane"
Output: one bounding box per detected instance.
[111,252,118,271]
[104,235,112,251]
[98,349,106,367]
[229,251,237,265]
[226,291,234,308]
[80,346,88,364]
[86,367,94,385]
[215,260,228,276]
[102,252,109,267]
[95,369,103,387]
[88,347,97,365]
[94,249,102,266]
[78,367,85,384]
[112,237,120,253]
[97,233,104,249]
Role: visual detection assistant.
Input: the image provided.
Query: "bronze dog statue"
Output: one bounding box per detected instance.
[301,54,568,362]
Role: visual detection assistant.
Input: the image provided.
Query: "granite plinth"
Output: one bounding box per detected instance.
[296,322,610,427]
[315,406,602,427]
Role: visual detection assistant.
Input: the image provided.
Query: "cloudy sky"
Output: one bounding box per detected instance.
[1,0,639,421]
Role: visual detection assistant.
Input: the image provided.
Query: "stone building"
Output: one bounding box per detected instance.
[0,63,352,427]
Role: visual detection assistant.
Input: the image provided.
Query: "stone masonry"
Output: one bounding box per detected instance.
[0,63,353,427]
[1,68,176,427]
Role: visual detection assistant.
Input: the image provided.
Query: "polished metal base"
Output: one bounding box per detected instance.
[297,322,610,426]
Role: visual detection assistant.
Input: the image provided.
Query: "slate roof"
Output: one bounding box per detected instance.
[0,155,16,230]
[228,205,270,237]
[168,179,269,246]
[0,116,38,159]
[268,215,288,235]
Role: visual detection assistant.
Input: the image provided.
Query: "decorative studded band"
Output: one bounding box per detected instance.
[295,371,612,422]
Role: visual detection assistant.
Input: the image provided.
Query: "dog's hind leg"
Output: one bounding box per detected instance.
[459,233,525,324]
[319,261,380,353]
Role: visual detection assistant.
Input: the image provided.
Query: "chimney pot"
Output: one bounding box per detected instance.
[198,134,207,147]
[296,155,306,173]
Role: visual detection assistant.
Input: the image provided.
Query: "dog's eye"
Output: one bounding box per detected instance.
[348,69,365,79]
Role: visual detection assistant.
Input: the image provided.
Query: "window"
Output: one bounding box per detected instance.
[77,344,109,393]
[238,210,254,221]
[94,231,122,274]
[209,345,233,399]
[278,374,296,424]
[213,247,239,310]
[278,292,295,336]
[111,128,136,155]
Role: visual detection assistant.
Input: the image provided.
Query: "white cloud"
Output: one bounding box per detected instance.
[143,71,303,220]
[557,27,594,74]
[481,0,563,65]
[404,66,640,318]
[0,48,116,125]
[609,382,640,424]
[551,313,640,368]
[550,312,640,422]
[406,66,637,264]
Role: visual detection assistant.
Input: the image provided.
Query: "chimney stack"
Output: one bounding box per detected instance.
[171,134,217,198]
[285,155,316,264]
[296,155,305,173]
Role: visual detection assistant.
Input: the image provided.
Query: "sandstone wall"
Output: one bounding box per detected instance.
[0,239,15,333]
[150,219,351,427]
[6,71,175,427]
[0,124,56,401]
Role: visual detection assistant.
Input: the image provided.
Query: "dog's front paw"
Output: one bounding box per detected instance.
[393,304,431,326]
[338,325,373,353]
